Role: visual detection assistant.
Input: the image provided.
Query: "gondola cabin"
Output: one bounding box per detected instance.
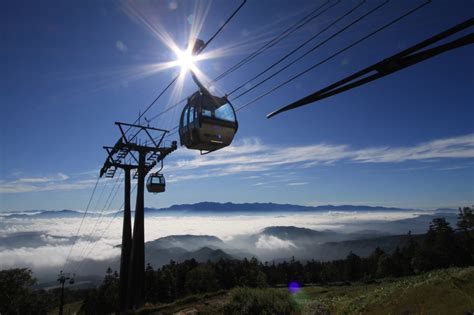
[146,173,166,193]
[179,91,238,153]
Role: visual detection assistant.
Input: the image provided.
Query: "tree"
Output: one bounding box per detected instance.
[0,268,38,314]
[376,254,395,278]
[184,265,219,294]
[367,247,385,277]
[413,218,461,271]
[400,231,419,275]
[457,207,474,232]
[456,206,474,265]
[344,252,362,281]
[80,267,119,314]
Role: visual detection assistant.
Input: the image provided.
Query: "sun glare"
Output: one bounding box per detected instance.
[175,49,197,73]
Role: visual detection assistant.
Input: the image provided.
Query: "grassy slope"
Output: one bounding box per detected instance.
[80,266,472,314]
[300,266,474,314]
[137,291,229,315]
[47,300,83,315]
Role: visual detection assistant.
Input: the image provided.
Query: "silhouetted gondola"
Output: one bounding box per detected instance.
[179,39,238,154]
[179,90,238,153]
[146,173,165,193]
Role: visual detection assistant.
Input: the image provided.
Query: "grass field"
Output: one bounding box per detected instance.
[47,300,83,315]
[299,266,474,314]
[141,266,474,314]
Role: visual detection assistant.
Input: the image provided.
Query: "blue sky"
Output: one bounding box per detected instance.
[1,0,473,212]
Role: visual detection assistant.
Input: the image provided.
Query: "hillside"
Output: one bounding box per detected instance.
[139,266,474,314]
[300,266,474,314]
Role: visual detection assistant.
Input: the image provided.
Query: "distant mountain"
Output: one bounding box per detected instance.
[434,208,459,214]
[3,202,414,219]
[261,226,334,239]
[314,233,426,261]
[256,226,390,244]
[179,247,233,262]
[34,209,83,218]
[3,209,85,219]
[144,202,410,214]
[144,247,188,266]
[248,226,423,262]
[146,235,224,251]
[144,234,232,267]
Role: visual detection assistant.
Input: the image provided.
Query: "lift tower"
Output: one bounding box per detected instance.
[57,271,74,315]
[100,122,177,311]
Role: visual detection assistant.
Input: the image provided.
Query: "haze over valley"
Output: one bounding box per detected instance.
[0,202,459,285]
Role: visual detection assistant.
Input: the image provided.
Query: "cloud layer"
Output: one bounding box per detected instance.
[164,133,474,182]
[1,133,472,193]
[256,235,297,250]
[0,210,423,271]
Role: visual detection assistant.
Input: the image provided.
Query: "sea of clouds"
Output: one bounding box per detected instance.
[0,210,425,273]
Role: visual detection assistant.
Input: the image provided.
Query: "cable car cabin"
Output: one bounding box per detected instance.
[146,173,166,193]
[179,91,238,153]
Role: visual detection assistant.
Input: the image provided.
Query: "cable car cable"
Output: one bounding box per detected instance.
[228,0,366,96]
[159,0,430,141]
[126,76,179,143]
[126,0,248,142]
[212,0,332,82]
[235,0,431,113]
[72,177,126,275]
[200,0,248,52]
[231,0,390,102]
[267,18,473,118]
[68,172,123,273]
[62,176,100,271]
[72,0,248,274]
[147,0,336,125]
[159,0,385,135]
[74,183,138,276]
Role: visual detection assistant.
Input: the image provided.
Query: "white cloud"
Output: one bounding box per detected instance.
[17,173,69,183]
[244,176,261,179]
[115,40,128,53]
[0,243,119,270]
[0,211,424,270]
[352,134,474,163]
[162,133,474,183]
[437,165,469,171]
[256,235,297,250]
[3,134,472,193]
[0,172,103,194]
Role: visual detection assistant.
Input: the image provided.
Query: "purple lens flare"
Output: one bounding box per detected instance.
[288,281,300,294]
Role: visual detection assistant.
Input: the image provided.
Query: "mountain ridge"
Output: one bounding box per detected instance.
[1,202,429,218]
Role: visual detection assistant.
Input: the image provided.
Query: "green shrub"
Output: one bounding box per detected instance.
[224,287,298,315]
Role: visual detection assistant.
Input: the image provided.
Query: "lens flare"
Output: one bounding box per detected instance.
[175,49,197,74]
[288,281,300,294]
[116,0,291,116]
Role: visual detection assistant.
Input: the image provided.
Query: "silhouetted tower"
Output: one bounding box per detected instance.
[100,122,176,310]
[57,271,74,315]
[120,167,132,310]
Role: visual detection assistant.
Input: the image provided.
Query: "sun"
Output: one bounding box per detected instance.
[175,48,197,74]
